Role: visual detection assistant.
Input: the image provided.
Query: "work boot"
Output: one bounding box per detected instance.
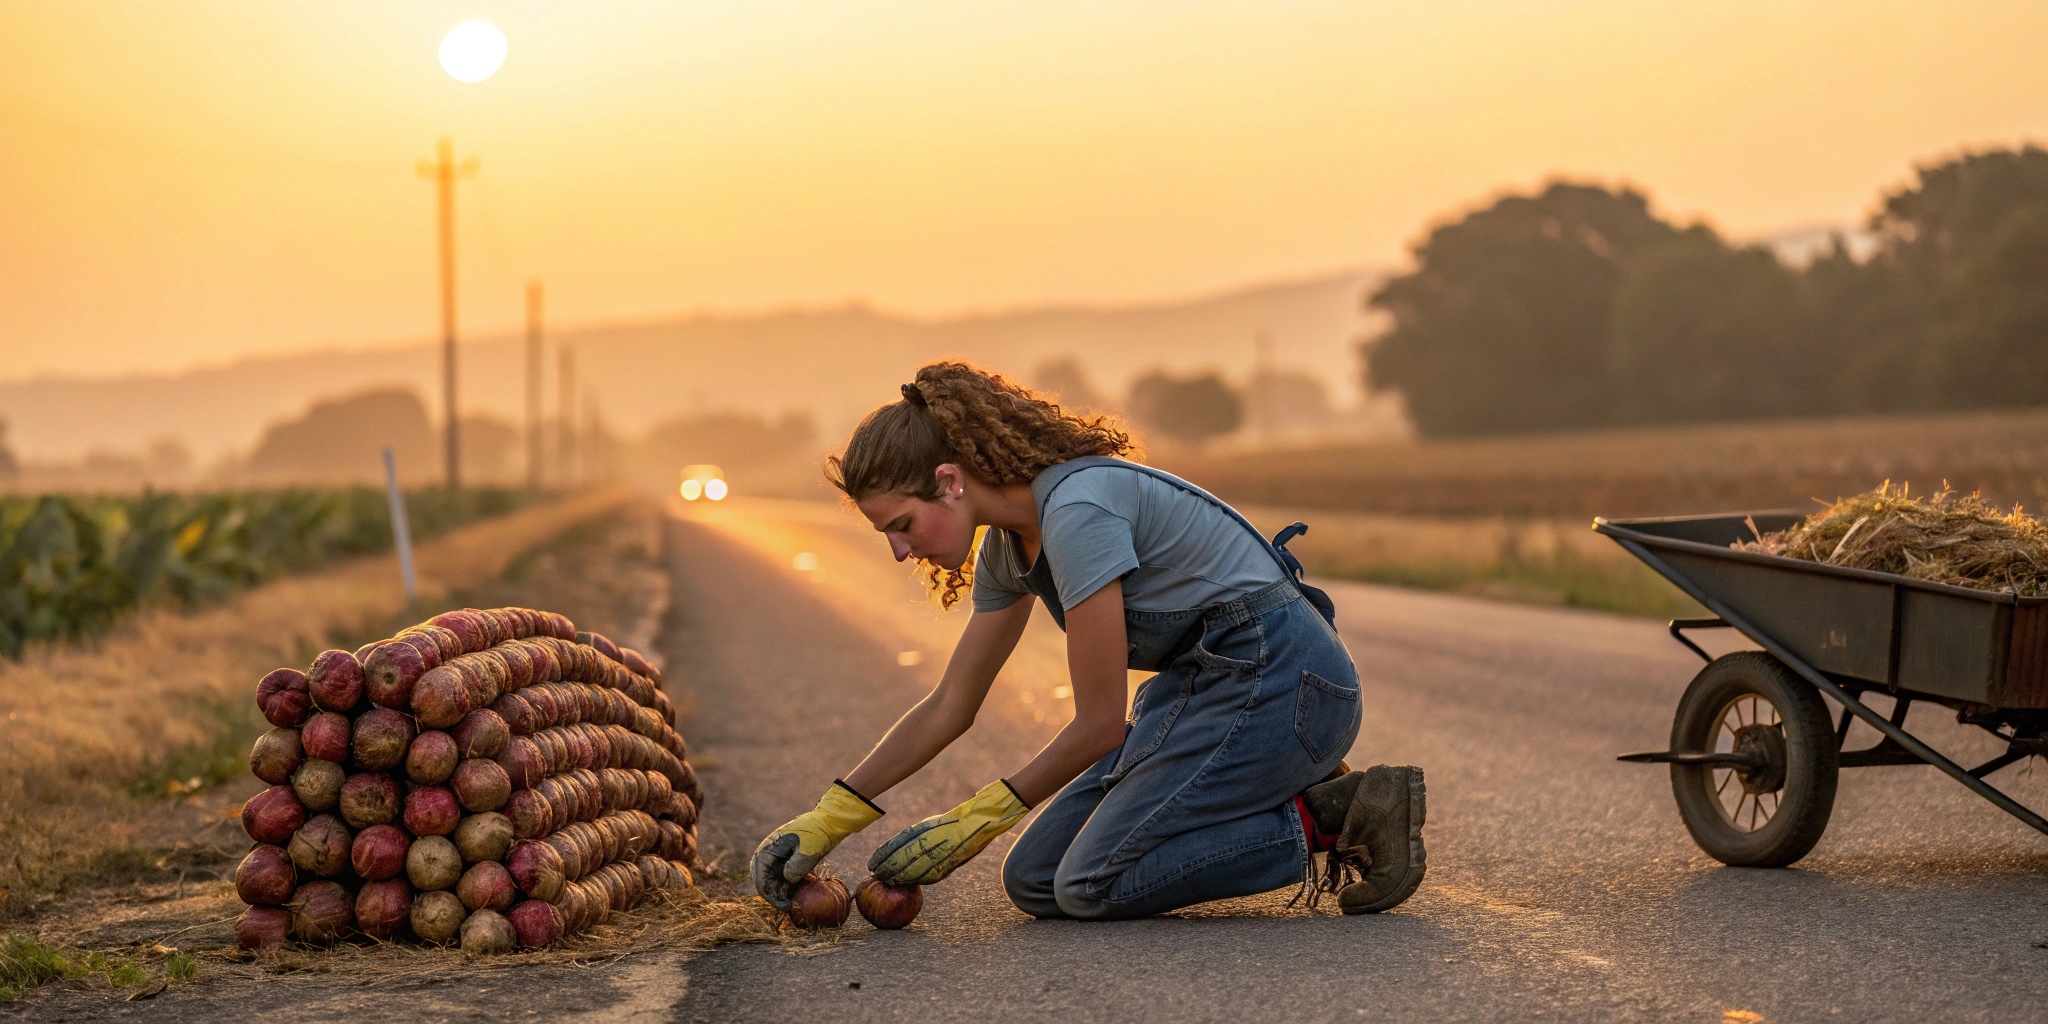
[1332,765,1427,914]
[1301,769,1365,842]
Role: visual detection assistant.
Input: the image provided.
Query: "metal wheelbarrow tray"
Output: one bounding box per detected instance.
[1597,512,2048,866]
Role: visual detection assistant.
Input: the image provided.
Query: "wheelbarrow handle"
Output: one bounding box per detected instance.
[1668,617,1733,664]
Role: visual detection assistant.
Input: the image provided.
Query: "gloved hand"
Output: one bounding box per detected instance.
[751,780,884,911]
[868,779,1029,885]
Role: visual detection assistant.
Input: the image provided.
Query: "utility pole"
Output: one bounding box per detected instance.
[417,136,479,489]
[557,345,577,485]
[525,280,544,490]
[583,389,604,482]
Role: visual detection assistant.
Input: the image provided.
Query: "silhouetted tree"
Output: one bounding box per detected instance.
[1365,183,1682,436]
[246,389,437,485]
[1127,370,1242,445]
[1607,228,1805,424]
[1875,147,2048,408]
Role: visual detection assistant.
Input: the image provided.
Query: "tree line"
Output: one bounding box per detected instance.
[1366,145,2048,437]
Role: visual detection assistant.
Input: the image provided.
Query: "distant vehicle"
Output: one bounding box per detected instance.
[679,464,728,501]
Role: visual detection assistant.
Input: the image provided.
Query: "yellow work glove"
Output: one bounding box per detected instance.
[867,779,1029,885]
[751,780,884,911]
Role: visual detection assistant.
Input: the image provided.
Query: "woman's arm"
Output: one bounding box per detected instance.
[862,581,1128,885]
[1005,580,1129,806]
[842,595,1035,799]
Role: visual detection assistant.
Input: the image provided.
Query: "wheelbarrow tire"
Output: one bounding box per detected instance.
[1669,651,1838,867]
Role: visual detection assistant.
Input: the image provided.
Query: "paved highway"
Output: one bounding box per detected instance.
[667,498,2048,1024]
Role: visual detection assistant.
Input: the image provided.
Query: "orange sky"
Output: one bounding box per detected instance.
[4,1,2048,382]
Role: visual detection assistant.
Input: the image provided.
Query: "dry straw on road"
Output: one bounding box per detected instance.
[203,884,838,987]
[1737,483,2048,595]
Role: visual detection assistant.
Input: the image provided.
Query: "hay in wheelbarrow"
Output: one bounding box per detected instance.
[1734,482,2048,596]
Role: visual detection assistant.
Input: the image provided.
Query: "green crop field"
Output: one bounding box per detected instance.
[0,487,532,657]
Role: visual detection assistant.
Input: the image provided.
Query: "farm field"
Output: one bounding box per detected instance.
[1161,407,2048,519]
[1233,506,1704,619]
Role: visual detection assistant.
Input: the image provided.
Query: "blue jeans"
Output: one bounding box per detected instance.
[1003,584,1362,920]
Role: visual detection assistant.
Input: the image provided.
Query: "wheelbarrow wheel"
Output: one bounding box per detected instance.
[1669,651,1838,867]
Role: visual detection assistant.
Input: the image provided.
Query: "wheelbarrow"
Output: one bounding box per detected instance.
[1596,512,2048,866]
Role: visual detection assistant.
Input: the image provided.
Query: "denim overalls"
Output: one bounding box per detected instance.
[999,457,1363,919]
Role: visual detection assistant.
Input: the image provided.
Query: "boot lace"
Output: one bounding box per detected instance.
[1289,849,1365,911]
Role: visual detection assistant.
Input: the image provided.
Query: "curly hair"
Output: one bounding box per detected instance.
[826,361,1134,607]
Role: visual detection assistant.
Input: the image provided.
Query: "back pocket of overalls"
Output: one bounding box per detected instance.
[1293,670,1361,763]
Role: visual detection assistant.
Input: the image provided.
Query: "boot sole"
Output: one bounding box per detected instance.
[1345,767,1426,914]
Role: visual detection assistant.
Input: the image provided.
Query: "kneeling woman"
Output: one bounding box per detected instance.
[752,363,1426,920]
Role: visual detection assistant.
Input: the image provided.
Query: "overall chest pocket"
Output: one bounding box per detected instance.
[1294,670,1361,763]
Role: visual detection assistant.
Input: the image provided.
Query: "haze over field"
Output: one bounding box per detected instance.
[7,2,2048,380]
[0,271,1373,463]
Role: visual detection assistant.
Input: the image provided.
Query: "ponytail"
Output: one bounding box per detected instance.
[826,361,1133,606]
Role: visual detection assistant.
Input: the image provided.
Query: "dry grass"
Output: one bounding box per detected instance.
[193,883,841,989]
[1736,483,2048,595]
[5,879,835,1002]
[1164,407,2048,518]
[1235,505,1702,618]
[0,487,638,919]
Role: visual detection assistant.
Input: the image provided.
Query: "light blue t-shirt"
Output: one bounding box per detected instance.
[970,461,1285,614]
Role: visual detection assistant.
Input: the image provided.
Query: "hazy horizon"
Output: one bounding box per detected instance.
[8,2,2048,380]
[0,265,1379,388]
[0,270,1383,462]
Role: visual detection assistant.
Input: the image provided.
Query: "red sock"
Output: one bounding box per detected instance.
[1294,795,1338,853]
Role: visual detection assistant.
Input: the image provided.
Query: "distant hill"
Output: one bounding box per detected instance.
[0,271,1381,463]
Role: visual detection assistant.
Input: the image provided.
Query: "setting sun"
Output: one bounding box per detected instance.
[437,21,505,83]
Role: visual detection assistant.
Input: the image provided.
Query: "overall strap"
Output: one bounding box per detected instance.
[1034,457,1338,627]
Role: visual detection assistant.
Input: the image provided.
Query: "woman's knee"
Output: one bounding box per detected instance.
[1052,876,1111,920]
[1002,848,1064,919]
[1050,858,1134,920]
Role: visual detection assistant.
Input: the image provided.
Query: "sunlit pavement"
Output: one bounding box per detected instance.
[664,497,2048,1024]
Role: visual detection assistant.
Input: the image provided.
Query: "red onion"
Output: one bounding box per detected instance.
[355,878,413,940]
[350,823,411,881]
[256,668,312,728]
[403,784,461,836]
[236,905,292,950]
[290,880,356,943]
[234,844,297,905]
[306,649,364,713]
[300,711,351,765]
[854,876,923,929]
[787,875,850,929]
[242,785,307,845]
[406,729,459,785]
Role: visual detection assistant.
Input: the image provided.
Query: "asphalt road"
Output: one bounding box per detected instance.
[666,498,2048,1024]
[31,497,2048,1022]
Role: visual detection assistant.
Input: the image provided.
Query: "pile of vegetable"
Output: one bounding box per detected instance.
[1734,483,2048,596]
[232,606,700,954]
